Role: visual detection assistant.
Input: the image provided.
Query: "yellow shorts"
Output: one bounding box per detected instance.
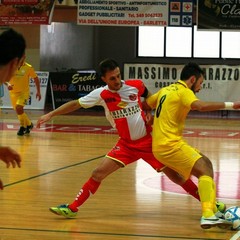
[9,91,29,109]
[153,142,202,180]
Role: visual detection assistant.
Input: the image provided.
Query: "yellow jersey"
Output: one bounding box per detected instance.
[146,80,199,153]
[9,62,37,93]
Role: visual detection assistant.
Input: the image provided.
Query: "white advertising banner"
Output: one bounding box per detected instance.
[78,0,169,26]
[124,64,240,102]
[0,71,49,110]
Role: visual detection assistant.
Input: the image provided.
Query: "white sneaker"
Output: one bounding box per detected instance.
[215,211,225,219]
[200,215,232,229]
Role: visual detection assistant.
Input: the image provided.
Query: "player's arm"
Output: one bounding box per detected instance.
[33,76,41,101]
[141,86,152,111]
[36,100,82,128]
[191,100,240,111]
[140,86,154,125]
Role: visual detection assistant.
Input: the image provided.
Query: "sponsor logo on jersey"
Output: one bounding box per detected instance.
[110,104,141,119]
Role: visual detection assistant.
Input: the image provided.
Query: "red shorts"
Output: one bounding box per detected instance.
[106,134,165,172]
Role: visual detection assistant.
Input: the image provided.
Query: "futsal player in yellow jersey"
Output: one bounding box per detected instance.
[145,62,240,229]
[7,60,41,136]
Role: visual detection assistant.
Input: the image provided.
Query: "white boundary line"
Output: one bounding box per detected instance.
[230,230,240,240]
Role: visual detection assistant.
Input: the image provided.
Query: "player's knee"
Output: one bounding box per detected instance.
[202,156,214,172]
[163,168,186,185]
[91,168,104,182]
[15,105,24,114]
[193,157,214,178]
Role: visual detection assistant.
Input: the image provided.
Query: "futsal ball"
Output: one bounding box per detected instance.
[224,206,240,230]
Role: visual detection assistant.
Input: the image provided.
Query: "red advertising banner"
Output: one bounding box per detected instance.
[2,0,39,4]
[0,0,55,25]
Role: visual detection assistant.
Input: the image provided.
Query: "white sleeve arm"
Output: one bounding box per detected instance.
[79,88,103,108]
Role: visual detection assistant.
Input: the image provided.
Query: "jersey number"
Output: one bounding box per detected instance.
[156,94,166,118]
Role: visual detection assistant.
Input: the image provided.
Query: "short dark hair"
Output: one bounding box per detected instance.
[180,62,204,81]
[0,28,26,65]
[99,58,119,77]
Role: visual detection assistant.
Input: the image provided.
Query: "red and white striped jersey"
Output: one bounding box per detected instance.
[79,80,151,141]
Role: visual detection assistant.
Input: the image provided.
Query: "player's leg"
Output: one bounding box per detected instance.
[69,157,123,211]
[162,167,200,200]
[162,166,224,212]
[154,144,216,215]
[14,93,32,135]
[17,92,33,134]
[49,157,122,218]
[50,157,122,218]
[49,139,137,218]
[153,144,231,229]
[15,104,26,136]
[9,92,25,136]
[190,151,232,229]
[139,137,200,200]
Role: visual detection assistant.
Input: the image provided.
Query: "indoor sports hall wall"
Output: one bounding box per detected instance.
[7,7,240,73]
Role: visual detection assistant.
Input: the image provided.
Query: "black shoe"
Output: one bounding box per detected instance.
[25,123,33,134]
[17,126,26,136]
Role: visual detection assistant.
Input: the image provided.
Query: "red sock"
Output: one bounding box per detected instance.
[181,178,200,201]
[69,177,101,212]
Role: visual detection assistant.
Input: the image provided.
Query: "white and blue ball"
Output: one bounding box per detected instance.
[224,206,240,230]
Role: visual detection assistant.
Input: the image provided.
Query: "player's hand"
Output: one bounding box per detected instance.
[36,92,41,101]
[0,147,21,190]
[36,113,52,128]
[0,146,21,168]
[145,111,154,126]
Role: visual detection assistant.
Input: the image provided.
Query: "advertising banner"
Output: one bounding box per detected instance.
[0,0,55,25]
[197,0,240,30]
[124,63,240,102]
[78,0,168,26]
[77,0,193,27]
[0,71,49,110]
[49,72,105,109]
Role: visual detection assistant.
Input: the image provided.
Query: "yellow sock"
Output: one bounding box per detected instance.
[22,113,31,126]
[212,181,217,213]
[17,113,25,127]
[17,113,31,128]
[198,175,216,218]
